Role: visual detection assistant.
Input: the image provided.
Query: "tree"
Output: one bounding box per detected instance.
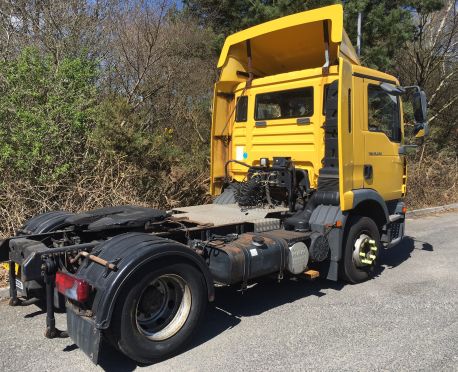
[395,0,458,151]
[0,0,112,64]
[182,0,445,70]
[96,0,217,170]
[182,0,338,47]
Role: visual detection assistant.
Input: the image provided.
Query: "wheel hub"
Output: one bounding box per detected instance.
[138,285,166,317]
[352,234,378,267]
[135,274,192,341]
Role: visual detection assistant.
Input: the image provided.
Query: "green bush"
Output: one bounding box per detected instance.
[0,48,98,184]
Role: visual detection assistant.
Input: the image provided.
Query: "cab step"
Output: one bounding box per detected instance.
[304,269,320,280]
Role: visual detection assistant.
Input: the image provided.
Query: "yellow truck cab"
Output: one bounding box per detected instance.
[0,4,429,365]
[210,4,428,283]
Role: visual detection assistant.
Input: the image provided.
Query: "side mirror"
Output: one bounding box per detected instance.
[412,90,429,138]
[414,122,430,138]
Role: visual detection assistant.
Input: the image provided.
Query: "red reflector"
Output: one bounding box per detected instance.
[402,207,407,214]
[55,272,90,303]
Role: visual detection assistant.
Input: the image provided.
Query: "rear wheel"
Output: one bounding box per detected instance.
[339,216,381,284]
[110,262,207,363]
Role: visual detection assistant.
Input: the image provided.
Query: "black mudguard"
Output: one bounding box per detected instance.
[308,205,348,281]
[0,211,74,262]
[19,211,74,235]
[76,232,215,330]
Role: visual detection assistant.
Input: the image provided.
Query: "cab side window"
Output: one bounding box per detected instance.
[368,84,401,142]
[235,96,248,122]
[255,87,313,120]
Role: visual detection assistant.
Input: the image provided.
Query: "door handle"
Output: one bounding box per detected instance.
[364,165,373,180]
[297,118,311,125]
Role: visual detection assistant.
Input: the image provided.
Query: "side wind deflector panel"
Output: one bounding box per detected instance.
[337,57,354,211]
[318,80,339,192]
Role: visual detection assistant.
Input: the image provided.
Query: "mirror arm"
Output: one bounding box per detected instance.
[402,85,422,93]
[399,144,418,155]
[380,82,405,96]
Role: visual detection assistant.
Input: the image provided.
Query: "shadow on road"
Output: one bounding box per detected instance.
[94,276,344,371]
[67,236,434,371]
[381,236,433,270]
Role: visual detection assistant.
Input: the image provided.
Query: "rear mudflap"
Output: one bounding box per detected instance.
[66,304,101,364]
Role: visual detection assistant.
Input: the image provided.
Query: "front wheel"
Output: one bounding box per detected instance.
[339,216,382,284]
[109,262,207,363]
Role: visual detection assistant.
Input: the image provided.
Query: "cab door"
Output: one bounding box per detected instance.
[363,79,404,200]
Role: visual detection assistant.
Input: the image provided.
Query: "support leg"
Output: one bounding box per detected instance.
[8,260,21,306]
[43,263,68,339]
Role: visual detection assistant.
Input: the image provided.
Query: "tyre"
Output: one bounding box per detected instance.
[109,262,207,363]
[339,216,382,284]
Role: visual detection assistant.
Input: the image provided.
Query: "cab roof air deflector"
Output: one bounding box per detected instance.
[217,4,360,78]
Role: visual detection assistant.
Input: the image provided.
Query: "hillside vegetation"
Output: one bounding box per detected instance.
[0,0,456,237]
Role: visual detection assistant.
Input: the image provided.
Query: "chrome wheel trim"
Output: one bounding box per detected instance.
[352,233,378,267]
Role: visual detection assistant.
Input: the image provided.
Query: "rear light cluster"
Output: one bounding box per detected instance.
[55,272,91,303]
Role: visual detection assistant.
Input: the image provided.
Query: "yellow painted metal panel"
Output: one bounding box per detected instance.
[227,70,339,190]
[210,82,235,194]
[210,6,401,202]
[361,76,404,200]
[338,58,355,211]
[216,4,359,80]
[352,75,365,189]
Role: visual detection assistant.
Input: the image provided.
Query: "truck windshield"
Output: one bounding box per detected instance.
[255,87,314,120]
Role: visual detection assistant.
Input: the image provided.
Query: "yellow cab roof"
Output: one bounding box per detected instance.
[217,4,360,76]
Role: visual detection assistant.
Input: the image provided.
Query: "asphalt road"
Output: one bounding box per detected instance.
[0,211,457,372]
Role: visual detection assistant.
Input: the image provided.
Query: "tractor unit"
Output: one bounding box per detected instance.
[0,5,428,364]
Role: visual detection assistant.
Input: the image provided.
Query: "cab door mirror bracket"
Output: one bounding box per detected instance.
[380,82,405,96]
[398,145,418,155]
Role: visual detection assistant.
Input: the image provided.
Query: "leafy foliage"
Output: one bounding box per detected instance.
[183,0,338,48]
[183,0,446,70]
[0,48,98,183]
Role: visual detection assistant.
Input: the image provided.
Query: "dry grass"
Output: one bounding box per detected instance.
[0,157,210,239]
[405,152,458,209]
[1,153,456,238]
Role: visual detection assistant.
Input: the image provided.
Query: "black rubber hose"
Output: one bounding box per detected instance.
[224,160,251,181]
